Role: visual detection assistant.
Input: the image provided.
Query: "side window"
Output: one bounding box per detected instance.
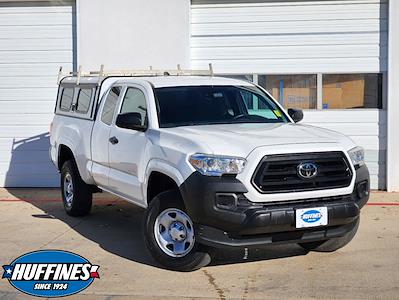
[119,88,147,127]
[76,88,93,114]
[60,87,74,111]
[240,90,279,120]
[101,86,122,125]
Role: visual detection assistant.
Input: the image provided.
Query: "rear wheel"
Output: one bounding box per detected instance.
[61,159,92,217]
[144,190,211,271]
[298,217,360,252]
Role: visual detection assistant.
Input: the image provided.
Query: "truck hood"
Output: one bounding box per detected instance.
[160,123,356,157]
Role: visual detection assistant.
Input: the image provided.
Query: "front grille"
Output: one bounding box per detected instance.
[252,152,353,194]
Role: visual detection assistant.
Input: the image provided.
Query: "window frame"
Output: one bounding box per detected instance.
[100,85,123,126]
[59,87,75,112]
[113,85,149,131]
[75,87,94,115]
[321,73,383,110]
[219,72,384,110]
[153,85,289,128]
[258,74,318,110]
[55,82,98,120]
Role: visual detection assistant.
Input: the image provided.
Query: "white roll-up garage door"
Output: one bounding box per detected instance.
[0,1,75,187]
[191,0,388,189]
[191,0,387,74]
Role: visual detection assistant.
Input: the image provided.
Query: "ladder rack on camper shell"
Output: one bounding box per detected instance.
[57,64,214,85]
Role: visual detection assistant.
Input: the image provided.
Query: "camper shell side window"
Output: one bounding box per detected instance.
[55,80,98,120]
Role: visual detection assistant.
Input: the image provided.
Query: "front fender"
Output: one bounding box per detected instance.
[143,159,190,205]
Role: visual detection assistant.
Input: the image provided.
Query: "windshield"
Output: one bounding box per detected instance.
[154,85,289,128]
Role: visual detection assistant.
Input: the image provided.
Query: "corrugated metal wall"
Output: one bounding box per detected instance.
[0,1,75,187]
[191,0,388,74]
[190,0,388,189]
[302,110,386,189]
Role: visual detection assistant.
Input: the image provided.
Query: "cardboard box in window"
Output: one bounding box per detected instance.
[284,88,316,109]
[270,88,316,109]
[323,76,365,109]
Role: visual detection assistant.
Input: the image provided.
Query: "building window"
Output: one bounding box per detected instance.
[322,74,382,109]
[217,73,383,110]
[258,75,317,109]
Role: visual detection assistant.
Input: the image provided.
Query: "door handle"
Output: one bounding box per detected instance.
[109,136,119,145]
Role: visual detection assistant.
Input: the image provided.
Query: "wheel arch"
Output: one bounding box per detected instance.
[58,144,75,171]
[146,171,181,205]
[144,160,187,205]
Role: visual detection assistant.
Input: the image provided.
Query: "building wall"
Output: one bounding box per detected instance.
[0,0,395,190]
[190,0,388,189]
[77,0,190,71]
[302,110,386,189]
[387,0,399,191]
[0,1,75,187]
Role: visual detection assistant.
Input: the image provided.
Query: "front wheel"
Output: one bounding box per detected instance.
[298,217,360,252]
[143,190,211,271]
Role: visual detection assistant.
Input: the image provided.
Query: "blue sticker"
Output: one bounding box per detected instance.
[2,250,99,298]
[301,209,323,223]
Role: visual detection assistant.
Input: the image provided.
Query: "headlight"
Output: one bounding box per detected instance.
[189,153,246,176]
[348,146,365,167]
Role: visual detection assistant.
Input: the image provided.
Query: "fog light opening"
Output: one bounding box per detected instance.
[356,180,369,199]
[215,193,238,210]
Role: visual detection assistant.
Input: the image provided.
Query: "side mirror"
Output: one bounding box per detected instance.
[287,108,304,123]
[116,112,146,131]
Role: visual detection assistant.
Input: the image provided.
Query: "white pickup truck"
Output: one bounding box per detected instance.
[50,69,370,271]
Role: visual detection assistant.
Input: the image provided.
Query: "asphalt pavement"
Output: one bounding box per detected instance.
[0,189,398,300]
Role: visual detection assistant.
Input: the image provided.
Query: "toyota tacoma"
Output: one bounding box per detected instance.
[50,69,370,271]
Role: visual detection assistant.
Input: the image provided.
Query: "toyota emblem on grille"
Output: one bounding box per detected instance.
[297,162,318,179]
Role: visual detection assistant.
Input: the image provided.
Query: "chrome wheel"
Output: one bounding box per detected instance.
[154,208,195,257]
[63,173,74,208]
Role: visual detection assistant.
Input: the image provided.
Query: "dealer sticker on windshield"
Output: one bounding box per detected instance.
[296,207,328,228]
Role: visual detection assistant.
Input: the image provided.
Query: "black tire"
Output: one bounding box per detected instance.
[60,159,92,217]
[143,190,211,271]
[298,217,360,252]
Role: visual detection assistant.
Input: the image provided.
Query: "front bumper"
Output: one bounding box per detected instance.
[179,165,369,248]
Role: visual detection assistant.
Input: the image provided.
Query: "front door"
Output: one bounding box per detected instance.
[107,86,148,206]
[91,86,122,187]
